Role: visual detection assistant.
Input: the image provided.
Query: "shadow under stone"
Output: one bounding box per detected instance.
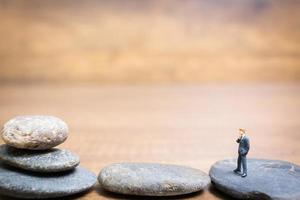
[0,188,92,200]
[208,184,239,200]
[209,183,272,200]
[0,162,75,177]
[95,183,204,200]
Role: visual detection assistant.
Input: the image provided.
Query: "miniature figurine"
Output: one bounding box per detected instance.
[233,128,250,177]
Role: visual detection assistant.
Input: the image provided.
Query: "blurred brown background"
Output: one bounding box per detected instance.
[0,1,300,200]
[0,0,299,84]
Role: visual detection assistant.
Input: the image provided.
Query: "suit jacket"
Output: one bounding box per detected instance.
[237,136,250,156]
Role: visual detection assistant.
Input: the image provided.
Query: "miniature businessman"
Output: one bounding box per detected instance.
[233,128,250,177]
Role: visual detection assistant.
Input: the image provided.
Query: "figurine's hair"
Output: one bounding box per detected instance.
[239,128,246,133]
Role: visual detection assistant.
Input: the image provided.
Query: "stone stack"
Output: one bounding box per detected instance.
[0,115,96,199]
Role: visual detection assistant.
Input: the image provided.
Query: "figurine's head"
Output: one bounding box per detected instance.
[239,128,246,136]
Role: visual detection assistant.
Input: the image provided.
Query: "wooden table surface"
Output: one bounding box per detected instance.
[0,83,299,200]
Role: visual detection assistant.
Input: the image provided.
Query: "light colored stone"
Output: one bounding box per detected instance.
[2,115,68,150]
[99,163,210,196]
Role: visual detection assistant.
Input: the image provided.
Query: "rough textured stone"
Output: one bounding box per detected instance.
[0,144,79,172]
[209,159,300,200]
[0,163,96,199]
[99,163,210,196]
[2,115,68,150]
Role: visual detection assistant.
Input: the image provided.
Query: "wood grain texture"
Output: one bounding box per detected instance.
[0,83,299,199]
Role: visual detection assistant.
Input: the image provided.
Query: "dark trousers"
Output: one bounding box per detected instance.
[237,154,247,174]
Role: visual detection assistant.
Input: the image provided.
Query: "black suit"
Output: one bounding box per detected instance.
[236,136,250,174]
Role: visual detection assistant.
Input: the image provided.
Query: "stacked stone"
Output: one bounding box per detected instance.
[0,115,96,199]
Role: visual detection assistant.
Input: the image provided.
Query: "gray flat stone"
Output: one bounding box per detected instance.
[98,163,210,196]
[209,159,300,200]
[2,115,68,150]
[0,145,80,172]
[0,163,96,199]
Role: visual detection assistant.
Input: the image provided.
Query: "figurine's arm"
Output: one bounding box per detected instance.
[240,138,250,155]
[236,138,241,143]
[245,138,250,152]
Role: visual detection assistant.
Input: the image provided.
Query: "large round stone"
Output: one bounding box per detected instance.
[209,159,300,200]
[2,115,68,150]
[0,145,79,172]
[98,163,210,196]
[0,164,96,199]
